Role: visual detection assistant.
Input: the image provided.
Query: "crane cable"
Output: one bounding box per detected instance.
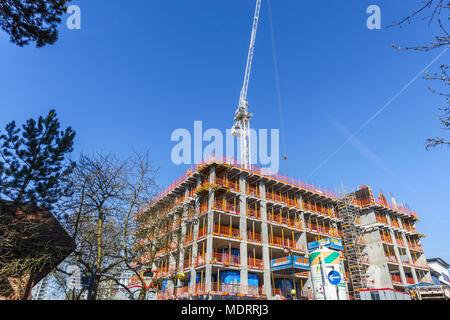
[268,0,288,176]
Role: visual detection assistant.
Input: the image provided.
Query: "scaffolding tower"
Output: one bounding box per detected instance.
[339,194,366,300]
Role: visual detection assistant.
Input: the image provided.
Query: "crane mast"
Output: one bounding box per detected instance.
[232,0,262,170]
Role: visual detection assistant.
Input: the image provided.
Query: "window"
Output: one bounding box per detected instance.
[370,292,381,300]
[432,275,441,285]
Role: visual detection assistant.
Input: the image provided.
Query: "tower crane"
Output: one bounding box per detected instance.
[231,0,262,170]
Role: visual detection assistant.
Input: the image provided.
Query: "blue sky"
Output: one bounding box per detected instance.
[0,0,449,262]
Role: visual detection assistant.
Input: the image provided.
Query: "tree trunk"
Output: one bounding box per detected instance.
[138,286,147,300]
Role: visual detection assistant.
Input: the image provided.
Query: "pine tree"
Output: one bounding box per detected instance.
[0,109,76,210]
[0,0,71,47]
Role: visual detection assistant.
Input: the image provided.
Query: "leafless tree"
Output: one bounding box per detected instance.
[53,152,153,299]
[55,152,184,300]
[130,202,184,300]
[388,1,449,150]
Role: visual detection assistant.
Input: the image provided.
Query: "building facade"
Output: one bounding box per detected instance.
[427,258,450,287]
[0,201,75,300]
[31,276,50,300]
[139,156,432,300]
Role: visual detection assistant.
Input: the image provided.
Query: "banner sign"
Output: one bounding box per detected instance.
[271,255,310,271]
[308,238,343,252]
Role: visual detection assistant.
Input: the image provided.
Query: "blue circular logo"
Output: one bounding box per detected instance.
[328,270,341,285]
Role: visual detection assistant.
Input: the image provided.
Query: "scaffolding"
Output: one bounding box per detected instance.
[339,193,366,300]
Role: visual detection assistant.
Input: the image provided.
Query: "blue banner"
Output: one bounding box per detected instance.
[271,255,310,271]
[308,238,343,252]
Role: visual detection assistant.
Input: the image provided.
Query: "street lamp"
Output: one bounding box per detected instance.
[174,218,197,298]
[173,272,187,299]
[283,248,297,300]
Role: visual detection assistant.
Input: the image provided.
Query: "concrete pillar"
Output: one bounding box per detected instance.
[239,174,248,295]
[365,241,393,288]
[297,231,307,254]
[189,178,201,294]
[385,212,392,227]
[297,193,306,228]
[259,181,272,299]
[409,266,419,284]
[364,213,394,289]
[415,249,431,283]
[297,192,303,209]
[389,228,407,285]
[205,166,216,292]
[360,210,376,226]
[178,187,190,279]
[168,253,176,296]
[397,217,404,230]
[401,232,418,283]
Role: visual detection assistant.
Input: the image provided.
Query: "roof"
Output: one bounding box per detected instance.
[427,258,450,268]
[0,200,75,298]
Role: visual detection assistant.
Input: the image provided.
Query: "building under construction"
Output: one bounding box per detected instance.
[133,0,432,301]
[139,155,432,300]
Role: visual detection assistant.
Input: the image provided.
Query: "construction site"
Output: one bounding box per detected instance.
[130,0,434,301]
[138,155,431,300]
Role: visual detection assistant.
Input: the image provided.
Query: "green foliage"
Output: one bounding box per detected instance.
[0,0,71,47]
[0,109,76,210]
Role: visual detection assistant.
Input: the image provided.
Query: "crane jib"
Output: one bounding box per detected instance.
[240,0,262,104]
[233,0,262,170]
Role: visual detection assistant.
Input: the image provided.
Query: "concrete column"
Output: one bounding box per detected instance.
[189,178,201,294]
[297,193,303,209]
[239,174,248,295]
[168,253,176,296]
[205,166,216,292]
[397,217,405,230]
[297,231,307,254]
[365,241,393,288]
[364,212,394,289]
[385,213,392,227]
[364,227,382,245]
[360,210,376,226]
[177,215,186,289]
[389,228,407,285]
[297,193,306,228]
[178,187,190,277]
[416,249,431,282]
[259,181,272,299]
[409,267,419,284]
[401,232,418,283]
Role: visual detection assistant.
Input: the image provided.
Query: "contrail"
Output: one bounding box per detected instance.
[307,47,449,180]
[268,0,287,172]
